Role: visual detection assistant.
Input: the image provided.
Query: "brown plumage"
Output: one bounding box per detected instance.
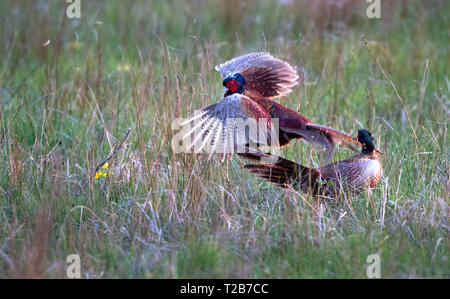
[215,52,299,99]
[180,52,359,161]
[242,129,383,197]
[253,98,359,157]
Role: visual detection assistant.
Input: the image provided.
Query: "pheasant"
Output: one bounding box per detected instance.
[179,52,359,161]
[242,129,383,197]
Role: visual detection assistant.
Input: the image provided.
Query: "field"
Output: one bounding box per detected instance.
[0,0,448,278]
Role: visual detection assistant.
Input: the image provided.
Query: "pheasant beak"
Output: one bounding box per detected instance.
[375,149,385,157]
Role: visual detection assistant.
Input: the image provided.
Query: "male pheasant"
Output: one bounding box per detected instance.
[242,129,383,197]
[179,52,359,161]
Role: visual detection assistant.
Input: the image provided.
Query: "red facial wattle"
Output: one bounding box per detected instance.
[226,80,238,92]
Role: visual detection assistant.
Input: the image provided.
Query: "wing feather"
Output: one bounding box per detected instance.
[180,94,272,160]
[215,52,273,78]
[305,123,359,152]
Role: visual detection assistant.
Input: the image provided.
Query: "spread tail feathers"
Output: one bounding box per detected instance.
[240,152,320,193]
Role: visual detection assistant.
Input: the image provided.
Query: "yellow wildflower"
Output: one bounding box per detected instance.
[94,163,112,180]
[68,41,83,50]
[94,170,102,179]
[117,64,131,72]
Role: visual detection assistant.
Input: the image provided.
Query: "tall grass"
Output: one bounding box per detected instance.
[0,0,448,278]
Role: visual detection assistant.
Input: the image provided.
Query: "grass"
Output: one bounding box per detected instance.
[0,0,448,278]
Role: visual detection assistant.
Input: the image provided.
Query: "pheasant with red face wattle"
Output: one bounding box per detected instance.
[242,129,384,197]
[223,73,246,97]
[180,52,359,161]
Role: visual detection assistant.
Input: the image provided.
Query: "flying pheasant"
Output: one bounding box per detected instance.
[179,52,359,161]
[242,129,383,197]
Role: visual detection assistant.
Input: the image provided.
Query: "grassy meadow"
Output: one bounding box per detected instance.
[0,0,448,278]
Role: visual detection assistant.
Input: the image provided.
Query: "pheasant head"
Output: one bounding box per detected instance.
[223,73,246,96]
[357,129,375,154]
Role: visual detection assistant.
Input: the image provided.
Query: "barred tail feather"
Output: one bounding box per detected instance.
[241,152,320,193]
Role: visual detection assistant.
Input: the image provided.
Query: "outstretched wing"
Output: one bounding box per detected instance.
[278,121,359,161]
[254,98,359,158]
[304,123,359,153]
[180,94,274,161]
[215,52,299,100]
[215,52,272,78]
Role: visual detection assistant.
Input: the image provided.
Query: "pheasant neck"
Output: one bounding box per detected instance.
[361,143,375,154]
